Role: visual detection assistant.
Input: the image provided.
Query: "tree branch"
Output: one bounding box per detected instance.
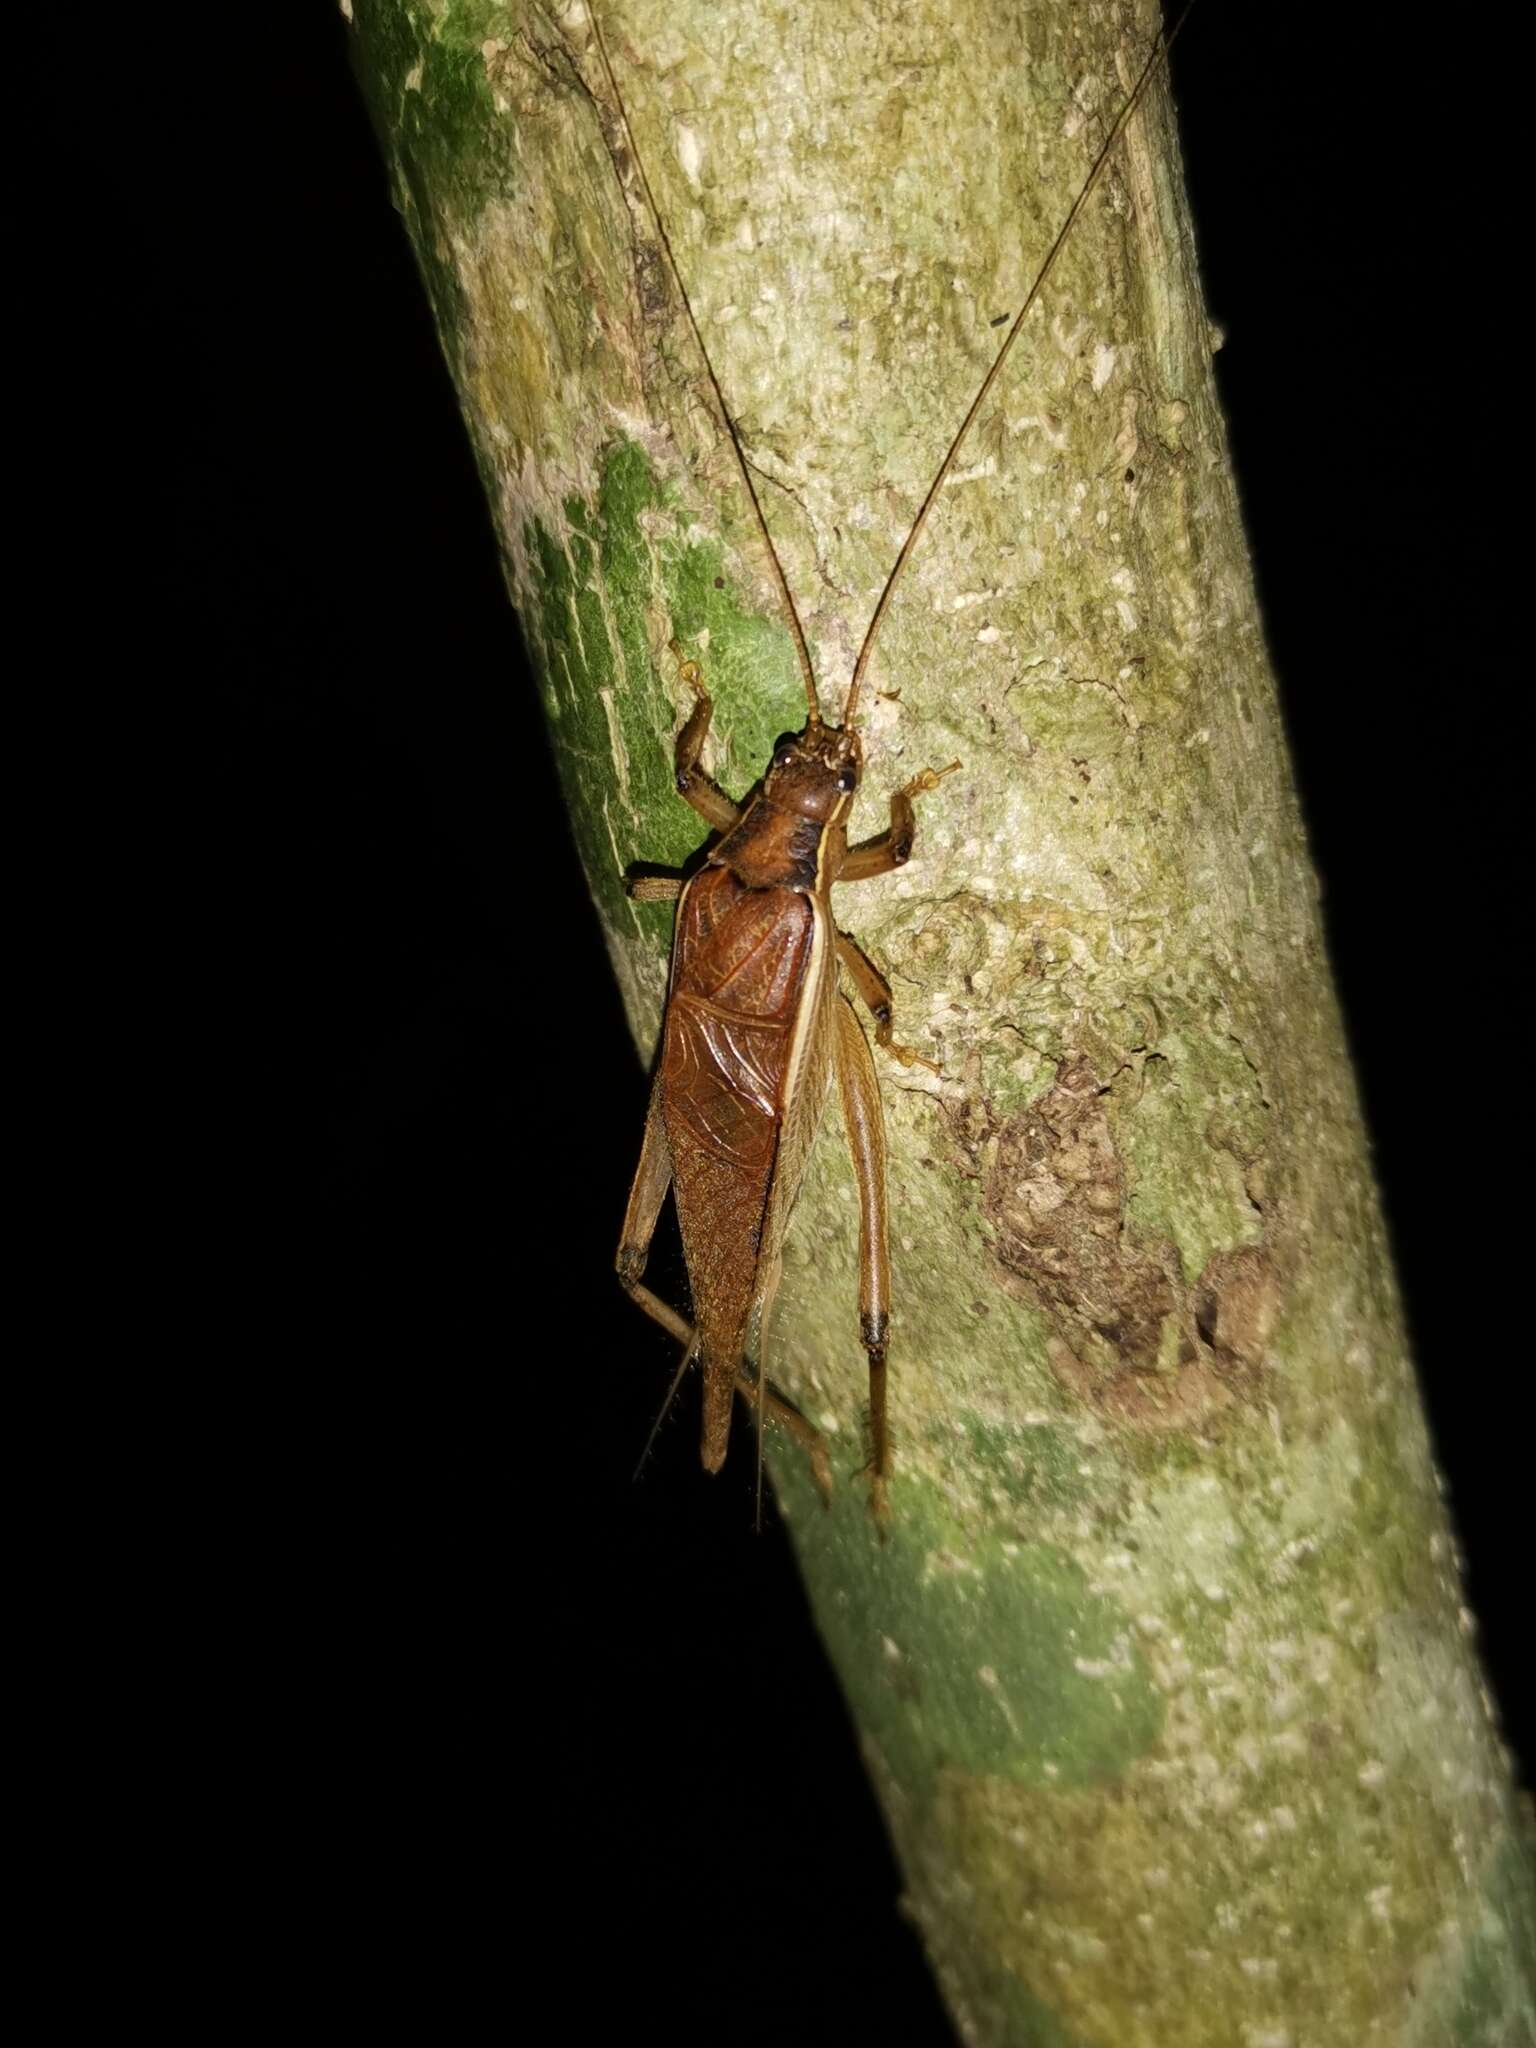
[349,2,1535,2039]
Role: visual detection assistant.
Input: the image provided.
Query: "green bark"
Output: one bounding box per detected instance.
[347,2,1535,2040]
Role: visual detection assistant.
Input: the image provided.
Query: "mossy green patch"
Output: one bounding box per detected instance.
[1431,1829,1536,2046]
[928,1942,1091,2048]
[517,441,814,938]
[519,521,679,929]
[780,1474,1162,1797]
[659,527,808,788]
[351,1,515,219]
[348,3,523,369]
[958,1418,1093,1518]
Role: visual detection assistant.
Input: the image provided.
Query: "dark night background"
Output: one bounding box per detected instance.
[163,6,1524,2038]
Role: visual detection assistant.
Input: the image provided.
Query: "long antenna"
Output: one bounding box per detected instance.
[842,3,1195,727]
[588,9,824,725]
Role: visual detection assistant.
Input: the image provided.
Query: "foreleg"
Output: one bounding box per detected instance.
[838,759,959,882]
[836,928,941,1074]
[670,644,741,834]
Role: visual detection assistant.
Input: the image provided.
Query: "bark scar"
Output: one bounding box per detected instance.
[978,1054,1281,1428]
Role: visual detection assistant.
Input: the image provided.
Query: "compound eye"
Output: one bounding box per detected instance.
[835,766,857,793]
[771,738,796,770]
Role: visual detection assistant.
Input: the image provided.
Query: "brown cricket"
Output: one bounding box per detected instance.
[597,5,1185,1520]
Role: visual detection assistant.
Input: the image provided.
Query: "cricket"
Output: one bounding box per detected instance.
[593,4,1188,1522]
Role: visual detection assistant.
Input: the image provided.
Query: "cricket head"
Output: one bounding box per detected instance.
[763,720,862,823]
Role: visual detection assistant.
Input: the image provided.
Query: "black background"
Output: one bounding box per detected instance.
[167,7,1524,2039]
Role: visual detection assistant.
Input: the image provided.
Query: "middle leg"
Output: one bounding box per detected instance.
[836,928,940,1074]
[626,873,684,904]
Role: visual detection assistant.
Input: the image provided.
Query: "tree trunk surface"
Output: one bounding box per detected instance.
[348,3,1534,2040]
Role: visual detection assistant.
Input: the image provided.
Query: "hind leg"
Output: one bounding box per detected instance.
[832,995,895,1528]
[615,1076,687,1338]
[738,1257,831,1510]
